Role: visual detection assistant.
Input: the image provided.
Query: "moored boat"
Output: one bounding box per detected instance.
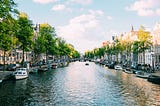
[29,68,38,73]
[136,71,150,79]
[13,68,29,80]
[124,68,133,74]
[38,67,48,72]
[85,63,89,65]
[52,63,58,69]
[148,75,160,84]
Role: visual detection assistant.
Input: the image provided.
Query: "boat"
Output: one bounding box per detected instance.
[29,68,38,73]
[13,68,29,80]
[114,65,123,70]
[52,63,58,69]
[38,67,48,72]
[136,71,150,79]
[85,63,89,65]
[148,75,160,84]
[124,68,133,74]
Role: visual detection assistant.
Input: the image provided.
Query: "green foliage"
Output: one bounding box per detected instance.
[0,0,19,19]
[132,41,139,54]
[16,14,34,51]
[39,23,55,55]
[16,13,34,65]
[72,50,80,58]
[0,0,19,70]
[34,36,45,55]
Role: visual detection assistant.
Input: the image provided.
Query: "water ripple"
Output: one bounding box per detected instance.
[0,62,160,106]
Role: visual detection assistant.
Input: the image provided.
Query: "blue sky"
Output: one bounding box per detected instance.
[15,0,160,53]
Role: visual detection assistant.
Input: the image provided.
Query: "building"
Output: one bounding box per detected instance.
[152,22,160,69]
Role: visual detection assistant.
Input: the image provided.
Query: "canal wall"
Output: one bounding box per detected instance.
[0,71,14,82]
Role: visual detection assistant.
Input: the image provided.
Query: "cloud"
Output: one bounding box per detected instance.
[88,9,104,15]
[107,16,113,20]
[126,0,159,16]
[156,9,160,15]
[57,11,108,53]
[69,0,92,5]
[52,4,66,11]
[33,0,57,4]
[137,9,154,16]
[126,0,156,11]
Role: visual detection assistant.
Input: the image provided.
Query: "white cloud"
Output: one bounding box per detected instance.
[126,0,156,11]
[69,0,92,5]
[126,0,159,16]
[57,11,109,53]
[156,9,160,16]
[138,9,154,16]
[52,4,66,11]
[33,0,57,4]
[88,9,104,15]
[107,16,112,20]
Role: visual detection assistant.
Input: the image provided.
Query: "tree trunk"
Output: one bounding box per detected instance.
[22,46,25,67]
[3,51,6,71]
[46,50,48,63]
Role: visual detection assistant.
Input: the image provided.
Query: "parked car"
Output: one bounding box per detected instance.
[7,64,21,71]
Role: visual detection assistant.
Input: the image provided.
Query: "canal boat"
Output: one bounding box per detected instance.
[85,63,89,65]
[29,68,38,73]
[13,68,29,80]
[38,67,48,72]
[136,71,150,79]
[52,63,58,69]
[114,65,123,70]
[123,68,133,74]
[148,75,160,84]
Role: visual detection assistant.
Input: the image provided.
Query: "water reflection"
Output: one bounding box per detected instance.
[0,62,159,106]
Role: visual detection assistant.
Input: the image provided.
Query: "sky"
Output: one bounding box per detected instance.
[15,0,160,53]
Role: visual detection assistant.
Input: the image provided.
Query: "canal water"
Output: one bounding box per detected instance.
[0,62,160,106]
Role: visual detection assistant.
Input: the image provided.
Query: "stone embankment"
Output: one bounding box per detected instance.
[0,71,14,82]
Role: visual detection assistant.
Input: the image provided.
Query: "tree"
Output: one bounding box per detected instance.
[0,0,18,70]
[33,35,46,62]
[0,0,18,19]
[16,12,34,65]
[39,23,56,61]
[137,26,152,64]
[56,38,66,56]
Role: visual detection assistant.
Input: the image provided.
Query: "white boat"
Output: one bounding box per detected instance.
[136,71,151,79]
[114,65,123,70]
[13,68,29,80]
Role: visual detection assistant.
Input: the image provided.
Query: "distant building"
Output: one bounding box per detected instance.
[102,41,110,47]
[152,22,160,68]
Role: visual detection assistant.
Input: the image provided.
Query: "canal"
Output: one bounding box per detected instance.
[0,62,160,106]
